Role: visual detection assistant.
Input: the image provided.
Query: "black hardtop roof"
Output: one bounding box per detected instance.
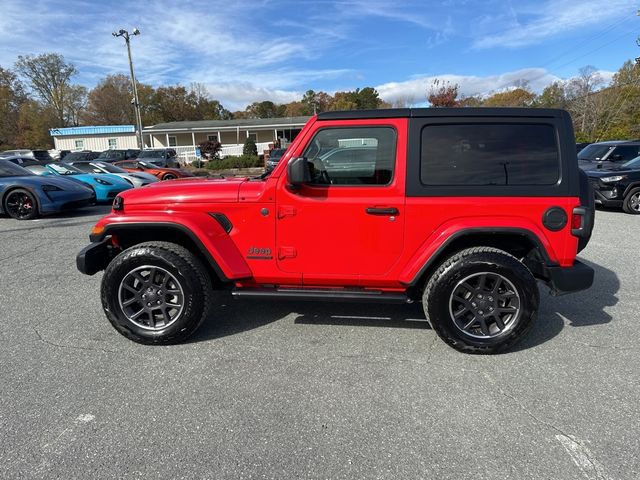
[317,107,568,121]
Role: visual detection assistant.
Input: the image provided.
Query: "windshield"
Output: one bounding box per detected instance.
[622,156,640,169]
[92,162,126,173]
[47,163,83,175]
[138,150,164,158]
[269,149,286,161]
[0,160,34,177]
[137,161,156,169]
[578,144,613,161]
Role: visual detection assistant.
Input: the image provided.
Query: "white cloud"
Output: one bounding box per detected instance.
[374,67,615,106]
[472,0,637,49]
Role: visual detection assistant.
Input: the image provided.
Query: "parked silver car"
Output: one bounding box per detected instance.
[65,161,158,187]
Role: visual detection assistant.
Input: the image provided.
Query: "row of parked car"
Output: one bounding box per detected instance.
[578,140,640,214]
[0,148,195,220]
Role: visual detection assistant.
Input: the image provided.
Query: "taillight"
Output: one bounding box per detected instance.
[571,207,587,236]
[571,213,582,230]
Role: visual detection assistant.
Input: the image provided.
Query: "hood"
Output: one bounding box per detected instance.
[119,176,248,205]
[5,175,93,191]
[74,173,131,187]
[586,167,633,178]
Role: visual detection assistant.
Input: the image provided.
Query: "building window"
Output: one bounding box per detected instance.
[247,132,258,143]
[168,136,177,147]
[75,139,84,150]
[207,135,218,142]
[108,138,117,149]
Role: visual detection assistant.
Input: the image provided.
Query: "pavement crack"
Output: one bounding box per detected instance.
[29,322,120,355]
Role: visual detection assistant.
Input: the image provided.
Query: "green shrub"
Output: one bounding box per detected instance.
[205,155,262,170]
[243,137,258,156]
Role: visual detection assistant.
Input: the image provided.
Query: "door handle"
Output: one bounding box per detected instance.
[365,207,399,216]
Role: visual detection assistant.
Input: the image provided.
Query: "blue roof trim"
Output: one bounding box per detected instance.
[49,125,136,136]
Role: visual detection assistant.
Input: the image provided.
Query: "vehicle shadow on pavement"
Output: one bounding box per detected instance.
[191,259,618,350]
[513,259,619,351]
[190,293,430,343]
[47,205,112,219]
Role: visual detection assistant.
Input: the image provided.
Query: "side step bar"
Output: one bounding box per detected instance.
[232,288,412,304]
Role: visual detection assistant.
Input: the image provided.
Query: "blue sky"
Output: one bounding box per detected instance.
[1,0,638,110]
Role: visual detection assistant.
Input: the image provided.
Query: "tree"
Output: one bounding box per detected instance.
[566,66,604,139]
[15,100,56,148]
[536,82,568,109]
[14,53,79,126]
[483,88,536,107]
[64,84,87,126]
[243,137,257,155]
[83,74,136,125]
[245,100,286,118]
[427,79,460,107]
[198,139,222,160]
[0,66,28,148]
[190,82,232,120]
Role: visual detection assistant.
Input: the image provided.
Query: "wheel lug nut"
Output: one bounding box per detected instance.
[157,300,161,304]
[478,310,484,315]
[477,294,483,299]
[147,302,151,307]
[488,296,493,302]
[471,302,477,308]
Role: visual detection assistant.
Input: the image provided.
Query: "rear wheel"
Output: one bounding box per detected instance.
[101,241,212,344]
[4,189,38,220]
[162,173,177,180]
[622,187,640,214]
[423,247,539,354]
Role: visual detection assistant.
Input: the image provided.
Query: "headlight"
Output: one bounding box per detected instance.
[95,178,113,185]
[42,184,63,192]
[600,175,626,183]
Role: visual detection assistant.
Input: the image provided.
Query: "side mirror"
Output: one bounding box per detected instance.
[287,157,311,188]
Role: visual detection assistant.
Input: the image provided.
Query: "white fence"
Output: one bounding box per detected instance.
[174,142,273,164]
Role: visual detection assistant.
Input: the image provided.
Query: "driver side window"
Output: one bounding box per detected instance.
[302,127,396,186]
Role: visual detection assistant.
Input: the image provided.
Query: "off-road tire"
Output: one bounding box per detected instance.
[422,247,539,354]
[622,187,640,214]
[101,241,212,344]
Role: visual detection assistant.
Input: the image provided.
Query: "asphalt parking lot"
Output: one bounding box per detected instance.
[0,206,638,480]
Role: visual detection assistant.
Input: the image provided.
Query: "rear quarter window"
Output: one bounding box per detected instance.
[420,123,560,186]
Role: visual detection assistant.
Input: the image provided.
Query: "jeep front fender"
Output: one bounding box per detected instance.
[88,212,252,281]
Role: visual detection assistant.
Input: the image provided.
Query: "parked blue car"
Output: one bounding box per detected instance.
[25,162,133,202]
[0,159,95,220]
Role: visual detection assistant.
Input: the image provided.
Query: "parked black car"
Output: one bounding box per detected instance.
[137,148,180,168]
[578,140,640,170]
[265,148,287,171]
[95,149,140,163]
[587,155,640,214]
[63,151,101,162]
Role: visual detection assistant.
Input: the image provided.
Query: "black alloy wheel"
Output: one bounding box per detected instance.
[4,189,38,220]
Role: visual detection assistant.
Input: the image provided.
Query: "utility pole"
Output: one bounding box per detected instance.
[113,28,144,150]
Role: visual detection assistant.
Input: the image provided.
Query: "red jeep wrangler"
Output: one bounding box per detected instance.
[77,108,594,353]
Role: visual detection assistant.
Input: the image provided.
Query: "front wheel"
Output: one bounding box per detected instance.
[622,187,640,214]
[101,242,212,344]
[423,247,539,354]
[162,173,177,180]
[4,189,38,220]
